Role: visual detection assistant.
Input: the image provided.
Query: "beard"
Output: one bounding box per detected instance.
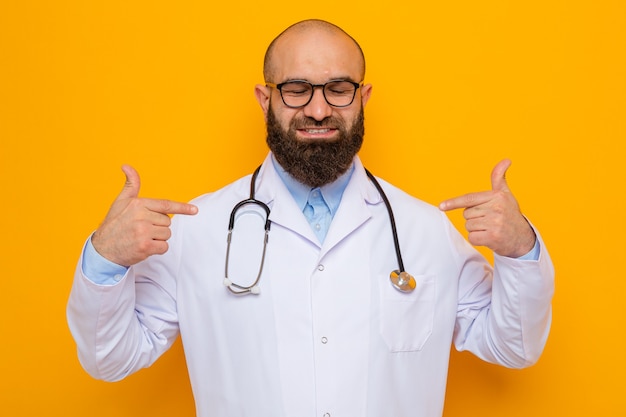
[265,106,365,187]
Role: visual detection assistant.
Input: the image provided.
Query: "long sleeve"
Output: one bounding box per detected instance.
[452,219,555,368]
[66,224,183,381]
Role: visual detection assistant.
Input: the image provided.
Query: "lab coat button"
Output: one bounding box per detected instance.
[317,264,324,271]
[321,337,328,344]
[323,413,330,417]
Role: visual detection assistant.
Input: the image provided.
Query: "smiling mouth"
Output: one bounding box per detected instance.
[302,128,334,134]
[296,127,339,141]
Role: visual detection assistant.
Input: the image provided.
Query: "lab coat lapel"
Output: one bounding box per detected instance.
[254,154,320,246]
[253,154,383,252]
[320,158,382,257]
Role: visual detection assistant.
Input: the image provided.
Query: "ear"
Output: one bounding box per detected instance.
[360,83,373,107]
[254,84,271,117]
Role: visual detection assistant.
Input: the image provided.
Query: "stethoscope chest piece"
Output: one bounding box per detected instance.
[389,270,416,293]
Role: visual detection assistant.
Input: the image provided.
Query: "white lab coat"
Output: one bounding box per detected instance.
[67,153,554,417]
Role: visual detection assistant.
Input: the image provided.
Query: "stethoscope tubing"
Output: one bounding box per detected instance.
[224,167,270,295]
[223,165,414,295]
[364,169,406,274]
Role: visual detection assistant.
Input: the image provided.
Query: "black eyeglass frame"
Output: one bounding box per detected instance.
[266,80,363,108]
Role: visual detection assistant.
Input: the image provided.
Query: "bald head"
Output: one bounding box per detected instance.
[263,19,366,83]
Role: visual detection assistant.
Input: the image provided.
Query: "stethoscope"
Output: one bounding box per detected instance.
[223,165,417,295]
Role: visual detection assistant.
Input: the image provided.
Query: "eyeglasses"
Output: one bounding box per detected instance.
[266,80,362,108]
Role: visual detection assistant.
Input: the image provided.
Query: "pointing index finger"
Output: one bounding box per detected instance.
[439,191,492,211]
[144,198,199,216]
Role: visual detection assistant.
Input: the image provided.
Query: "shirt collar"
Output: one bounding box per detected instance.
[271,154,354,216]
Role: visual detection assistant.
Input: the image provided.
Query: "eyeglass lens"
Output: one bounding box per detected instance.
[280,81,357,108]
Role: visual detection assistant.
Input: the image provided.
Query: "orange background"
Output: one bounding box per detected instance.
[1,1,625,416]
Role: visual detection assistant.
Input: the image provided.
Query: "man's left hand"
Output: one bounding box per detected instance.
[439,159,536,258]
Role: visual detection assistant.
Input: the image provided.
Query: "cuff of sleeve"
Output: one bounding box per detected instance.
[516,238,541,261]
[81,235,129,285]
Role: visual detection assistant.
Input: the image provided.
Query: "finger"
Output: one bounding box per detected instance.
[466,230,490,247]
[144,210,173,227]
[138,239,170,257]
[143,198,198,216]
[150,225,172,241]
[118,165,141,200]
[439,190,493,211]
[491,159,512,192]
[464,217,489,233]
[462,205,485,220]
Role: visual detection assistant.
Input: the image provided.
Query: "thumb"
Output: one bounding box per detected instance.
[491,159,512,192]
[117,164,141,199]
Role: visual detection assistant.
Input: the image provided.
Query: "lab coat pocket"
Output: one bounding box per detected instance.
[380,274,436,352]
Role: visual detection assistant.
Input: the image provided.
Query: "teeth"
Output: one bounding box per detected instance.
[306,128,330,134]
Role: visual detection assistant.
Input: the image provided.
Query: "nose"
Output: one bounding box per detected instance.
[302,86,333,121]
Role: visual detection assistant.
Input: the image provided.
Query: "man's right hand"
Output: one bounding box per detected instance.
[91,165,198,267]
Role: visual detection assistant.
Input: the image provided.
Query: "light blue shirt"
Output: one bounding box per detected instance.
[82,159,539,285]
[271,155,353,243]
[83,234,128,285]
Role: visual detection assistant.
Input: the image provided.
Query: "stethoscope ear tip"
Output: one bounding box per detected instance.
[223,277,261,295]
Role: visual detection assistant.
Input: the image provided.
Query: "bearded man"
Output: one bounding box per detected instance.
[68,19,554,417]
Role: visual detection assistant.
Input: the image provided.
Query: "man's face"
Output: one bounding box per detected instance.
[256,27,372,186]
